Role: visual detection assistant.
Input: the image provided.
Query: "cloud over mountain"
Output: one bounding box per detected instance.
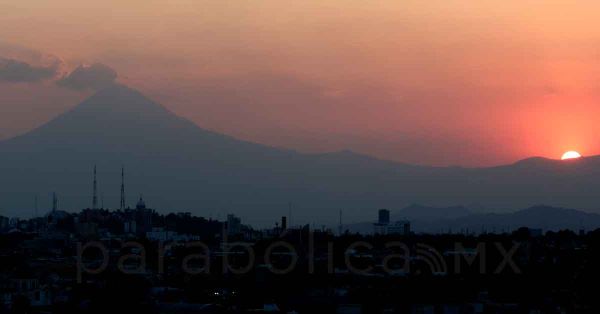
[0,57,58,83]
[56,63,117,90]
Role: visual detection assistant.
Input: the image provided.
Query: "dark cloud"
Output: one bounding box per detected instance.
[0,58,58,83]
[0,41,52,64]
[57,63,117,90]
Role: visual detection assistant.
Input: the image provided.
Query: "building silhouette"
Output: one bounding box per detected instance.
[374,208,410,235]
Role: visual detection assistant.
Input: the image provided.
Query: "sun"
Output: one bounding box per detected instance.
[561,151,582,160]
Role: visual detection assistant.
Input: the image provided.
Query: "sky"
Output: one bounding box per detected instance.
[2,0,600,166]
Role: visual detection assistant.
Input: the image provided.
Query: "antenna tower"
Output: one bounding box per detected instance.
[120,166,126,210]
[92,165,98,209]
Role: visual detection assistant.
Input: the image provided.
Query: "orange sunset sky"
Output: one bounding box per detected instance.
[1,0,600,166]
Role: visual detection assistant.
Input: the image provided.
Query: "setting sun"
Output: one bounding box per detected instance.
[561,151,582,160]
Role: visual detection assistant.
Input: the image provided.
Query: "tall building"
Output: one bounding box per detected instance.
[338,210,343,236]
[92,165,98,209]
[378,209,390,225]
[373,209,410,235]
[0,216,9,231]
[281,216,287,230]
[135,196,153,235]
[227,214,242,236]
[120,166,126,210]
[52,192,58,212]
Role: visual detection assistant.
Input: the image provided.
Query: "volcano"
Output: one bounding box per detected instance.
[1,84,600,225]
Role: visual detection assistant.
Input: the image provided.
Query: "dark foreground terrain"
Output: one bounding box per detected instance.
[1,208,600,313]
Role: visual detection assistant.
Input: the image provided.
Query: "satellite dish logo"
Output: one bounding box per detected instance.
[415,243,448,275]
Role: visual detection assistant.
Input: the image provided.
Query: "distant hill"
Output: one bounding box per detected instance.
[431,205,600,234]
[345,205,600,234]
[3,84,600,226]
[395,204,473,221]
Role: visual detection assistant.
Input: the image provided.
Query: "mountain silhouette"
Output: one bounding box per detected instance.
[1,84,600,225]
[395,204,473,221]
[427,205,600,233]
[346,205,600,234]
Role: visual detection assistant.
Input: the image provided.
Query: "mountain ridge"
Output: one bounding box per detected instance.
[345,204,600,234]
[2,84,600,226]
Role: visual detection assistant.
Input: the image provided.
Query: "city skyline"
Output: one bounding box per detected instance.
[2,1,600,312]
